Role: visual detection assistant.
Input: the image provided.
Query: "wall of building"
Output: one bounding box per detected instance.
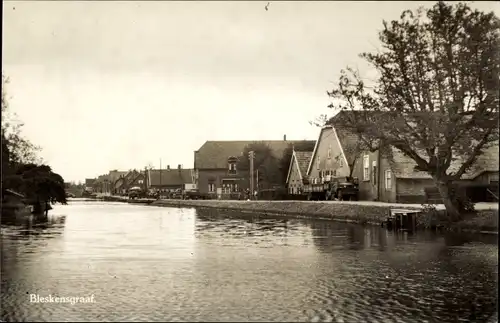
[308,127,350,181]
[395,178,433,203]
[287,158,303,194]
[197,169,246,195]
[474,171,498,184]
[378,154,398,203]
[351,150,383,201]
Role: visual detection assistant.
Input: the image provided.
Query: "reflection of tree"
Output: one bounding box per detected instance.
[309,220,497,321]
[2,214,66,238]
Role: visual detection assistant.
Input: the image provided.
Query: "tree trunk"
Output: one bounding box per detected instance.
[348,156,358,178]
[434,178,461,222]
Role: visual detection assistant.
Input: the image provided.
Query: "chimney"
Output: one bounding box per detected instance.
[283,134,287,141]
[178,164,182,170]
[167,165,170,170]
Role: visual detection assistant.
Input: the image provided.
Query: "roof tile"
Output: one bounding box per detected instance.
[148,169,194,186]
[389,143,499,179]
[295,151,313,177]
[195,140,315,169]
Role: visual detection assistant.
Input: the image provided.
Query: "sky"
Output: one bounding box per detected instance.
[2,1,499,183]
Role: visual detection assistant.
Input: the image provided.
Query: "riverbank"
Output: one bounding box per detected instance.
[150,199,499,234]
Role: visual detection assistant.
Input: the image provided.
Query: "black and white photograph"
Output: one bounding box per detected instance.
[1,1,499,322]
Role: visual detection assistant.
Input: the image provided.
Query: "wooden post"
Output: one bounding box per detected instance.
[249,151,254,199]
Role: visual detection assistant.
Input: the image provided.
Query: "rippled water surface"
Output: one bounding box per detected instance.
[1,200,498,322]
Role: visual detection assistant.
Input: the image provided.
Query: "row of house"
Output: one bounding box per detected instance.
[87,166,196,196]
[87,111,498,203]
[86,135,315,198]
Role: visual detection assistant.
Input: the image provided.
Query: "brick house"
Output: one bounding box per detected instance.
[286,149,314,195]
[146,165,195,192]
[194,138,315,198]
[308,111,499,203]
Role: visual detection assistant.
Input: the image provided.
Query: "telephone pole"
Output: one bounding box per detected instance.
[256,168,259,192]
[249,150,254,198]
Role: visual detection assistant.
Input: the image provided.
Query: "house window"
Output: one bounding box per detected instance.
[138,180,144,184]
[228,162,237,174]
[208,183,215,192]
[363,155,370,181]
[385,170,392,190]
[327,145,332,159]
[339,157,343,167]
[332,169,337,177]
[372,161,377,185]
[316,156,320,170]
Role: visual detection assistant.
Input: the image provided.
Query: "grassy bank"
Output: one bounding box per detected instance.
[151,199,498,234]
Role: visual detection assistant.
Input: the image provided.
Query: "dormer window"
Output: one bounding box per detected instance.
[228,156,238,174]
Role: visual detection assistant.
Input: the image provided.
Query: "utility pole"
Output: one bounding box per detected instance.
[256,168,259,192]
[160,158,162,198]
[249,151,254,199]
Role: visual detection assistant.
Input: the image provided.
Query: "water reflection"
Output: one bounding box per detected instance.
[194,209,498,322]
[1,202,497,322]
[1,213,66,239]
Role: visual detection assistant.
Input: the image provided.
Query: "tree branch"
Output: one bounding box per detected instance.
[449,128,493,180]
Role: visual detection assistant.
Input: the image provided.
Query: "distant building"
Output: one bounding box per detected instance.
[194,137,315,198]
[114,170,145,195]
[146,165,194,192]
[85,178,96,188]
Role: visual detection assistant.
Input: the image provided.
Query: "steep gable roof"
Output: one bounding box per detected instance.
[148,168,194,186]
[295,151,313,177]
[195,140,315,169]
[108,170,127,184]
[114,177,125,189]
[286,150,313,184]
[306,126,351,176]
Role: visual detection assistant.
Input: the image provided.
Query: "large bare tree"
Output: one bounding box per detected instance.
[324,2,499,219]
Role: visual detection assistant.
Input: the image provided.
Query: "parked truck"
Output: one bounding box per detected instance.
[303,176,359,201]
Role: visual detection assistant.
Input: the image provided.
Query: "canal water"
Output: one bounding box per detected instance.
[1,200,498,322]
